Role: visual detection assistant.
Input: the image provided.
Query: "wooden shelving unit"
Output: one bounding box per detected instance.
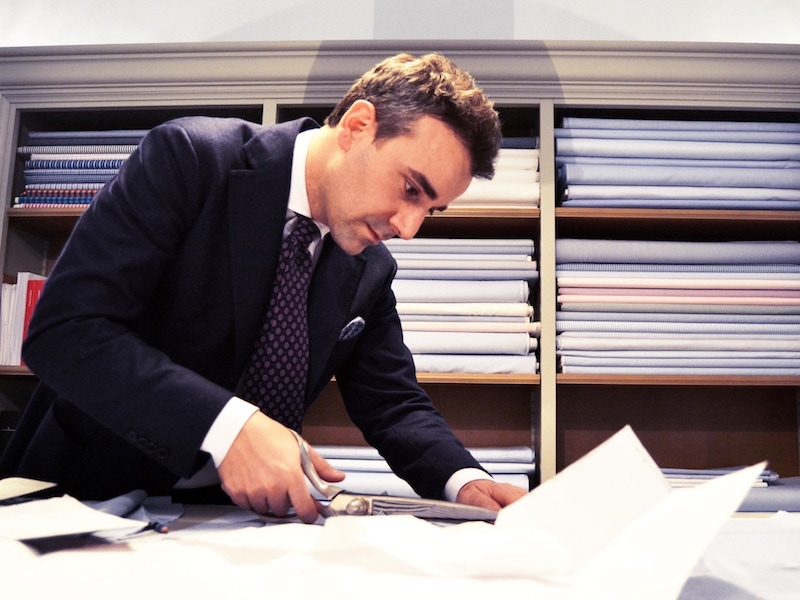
[1,40,798,485]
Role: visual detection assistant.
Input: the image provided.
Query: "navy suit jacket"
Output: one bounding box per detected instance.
[0,116,481,500]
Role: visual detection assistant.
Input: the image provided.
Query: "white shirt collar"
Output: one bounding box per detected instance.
[288,127,329,239]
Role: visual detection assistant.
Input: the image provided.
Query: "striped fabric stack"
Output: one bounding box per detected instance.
[314,445,535,497]
[555,117,800,210]
[385,238,540,375]
[14,129,146,207]
[555,238,800,376]
[450,138,540,210]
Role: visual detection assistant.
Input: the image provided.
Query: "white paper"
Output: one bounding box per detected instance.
[0,495,147,540]
[0,477,56,501]
[495,424,672,567]
[0,428,764,600]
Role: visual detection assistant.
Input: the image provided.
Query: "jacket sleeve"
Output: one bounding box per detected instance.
[21,120,236,479]
[333,251,485,499]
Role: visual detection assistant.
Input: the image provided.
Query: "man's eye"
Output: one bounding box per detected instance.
[405,180,420,199]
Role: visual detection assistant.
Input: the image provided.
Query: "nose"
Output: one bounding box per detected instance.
[389,205,427,240]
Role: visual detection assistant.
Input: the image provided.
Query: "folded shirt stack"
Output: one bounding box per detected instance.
[555,117,800,210]
[451,137,540,210]
[555,238,800,375]
[386,237,540,375]
[15,129,146,207]
[315,444,536,497]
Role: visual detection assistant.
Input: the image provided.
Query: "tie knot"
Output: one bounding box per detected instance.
[291,215,319,248]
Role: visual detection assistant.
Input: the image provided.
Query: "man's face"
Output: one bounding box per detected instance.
[314,110,473,255]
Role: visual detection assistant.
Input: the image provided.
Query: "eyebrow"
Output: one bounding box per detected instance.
[409,168,439,201]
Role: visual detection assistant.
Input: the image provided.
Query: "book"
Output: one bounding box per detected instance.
[0,273,46,366]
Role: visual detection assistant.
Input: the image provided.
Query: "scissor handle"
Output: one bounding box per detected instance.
[290,430,343,500]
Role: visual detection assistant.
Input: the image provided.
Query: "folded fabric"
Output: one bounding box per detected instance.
[558,287,800,298]
[555,127,800,144]
[398,269,539,281]
[392,279,530,303]
[554,349,800,359]
[323,470,530,499]
[412,353,539,374]
[556,310,800,324]
[327,458,537,476]
[738,477,800,512]
[557,263,800,274]
[557,155,800,169]
[555,239,800,265]
[555,138,800,161]
[316,444,536,464]
[563,184,800,201]
[556,320,800,335]
[558,294,800,306]
[402,320,541,335]
[559,302,798,314]
[561,163,800,189]
[400,314,532,323]
[555,332,800,351]
[560,199,800,210]
[403,331,536,355]
[455,180,541,203]
[560,117,800,133]
[385,238,535,255]
[557,275,800,288]
[559,365,800,376]
[396,258,537,271]
[559,356,800,369]
[397,302,534,317]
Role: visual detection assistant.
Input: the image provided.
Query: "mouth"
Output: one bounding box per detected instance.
[366,224,386,245]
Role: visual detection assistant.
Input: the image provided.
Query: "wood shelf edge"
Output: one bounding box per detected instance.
[416,372,539,385]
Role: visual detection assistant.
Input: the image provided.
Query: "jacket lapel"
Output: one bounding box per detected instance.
[227,167,288,372]
[307,237,365,398]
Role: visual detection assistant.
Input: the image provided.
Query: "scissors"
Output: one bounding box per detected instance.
[291,431,498,522]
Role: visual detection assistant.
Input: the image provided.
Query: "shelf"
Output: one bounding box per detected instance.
[1,41,798,481]
[417,372,539,385]
[0,366,541,387]
[7,206,86,239]
[0,365,34,377]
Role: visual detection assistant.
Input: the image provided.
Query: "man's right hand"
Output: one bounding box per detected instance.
[216,411,344,524]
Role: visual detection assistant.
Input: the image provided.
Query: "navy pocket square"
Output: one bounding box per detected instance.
[339,316,366,341]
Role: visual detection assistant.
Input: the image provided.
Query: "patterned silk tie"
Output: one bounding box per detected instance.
[241,215,319,432]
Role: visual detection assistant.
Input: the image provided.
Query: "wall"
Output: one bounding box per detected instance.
[2,0,799,47]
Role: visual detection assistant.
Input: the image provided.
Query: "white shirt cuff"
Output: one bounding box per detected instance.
[443,467,493,502]
[201,396,258,468]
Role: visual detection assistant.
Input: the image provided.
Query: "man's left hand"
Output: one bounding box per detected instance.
[456,479,527,511]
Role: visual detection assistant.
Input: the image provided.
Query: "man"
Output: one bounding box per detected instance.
[0,53,527,522]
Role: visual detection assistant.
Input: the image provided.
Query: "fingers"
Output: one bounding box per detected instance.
[456,479,528,510]
[308,445,346,483]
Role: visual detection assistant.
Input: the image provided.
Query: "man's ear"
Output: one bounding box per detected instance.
[336,99,377,151]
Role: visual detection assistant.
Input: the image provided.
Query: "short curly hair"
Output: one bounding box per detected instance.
[326,53,501,179]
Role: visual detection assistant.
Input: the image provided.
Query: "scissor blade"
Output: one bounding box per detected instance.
[369,496,497,522]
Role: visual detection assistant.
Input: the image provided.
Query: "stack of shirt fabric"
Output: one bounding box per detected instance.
[15,129,146,207]
[385,237,540,375]
[555,238,800,376]
[450,138,540,210]
[315,445,535,497]
[555,117,800,210]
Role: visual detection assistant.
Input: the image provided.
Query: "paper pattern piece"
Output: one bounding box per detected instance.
[0,495,146,540]
[0,477,56,502]
[0,427,763,600]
